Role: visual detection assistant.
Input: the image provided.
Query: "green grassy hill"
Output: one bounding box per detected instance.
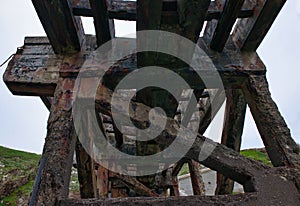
[0,146,40,205]
[0,146,80,206]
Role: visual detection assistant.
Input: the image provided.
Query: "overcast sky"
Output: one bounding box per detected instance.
[0,0,299,154]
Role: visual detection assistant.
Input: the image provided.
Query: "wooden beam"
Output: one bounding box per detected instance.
[136,0,163,66]
[210,0,245,52]
[32,0,84,54]
[206,1,253,21]
[232,0,287,51]
[97,164,109,198]
[170,177,180,196]
[187,160,205,195]
[242,75,300,168]
[215,89,247,195]
[89,0,115,47]
[178,0,211,43]
[111,173,159,197]
[75,138,97,199]
[4,36,266,97]
[137,0,163,31]
[30,77,77,205]
[72,0,253,22]
[108,0,138,21]
[60,193,260,205]
[72,0,92,17]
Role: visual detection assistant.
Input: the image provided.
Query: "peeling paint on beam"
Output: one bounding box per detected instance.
[3,37,266,97]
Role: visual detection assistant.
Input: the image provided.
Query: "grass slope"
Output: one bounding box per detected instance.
[0,146,41,205]
[0,146,80,206]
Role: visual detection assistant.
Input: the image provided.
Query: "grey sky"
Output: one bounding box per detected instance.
[0,0,299,154]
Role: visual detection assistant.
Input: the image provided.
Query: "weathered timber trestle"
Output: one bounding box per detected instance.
[3,0,300,205]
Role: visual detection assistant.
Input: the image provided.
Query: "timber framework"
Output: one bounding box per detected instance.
[3,0,300,205]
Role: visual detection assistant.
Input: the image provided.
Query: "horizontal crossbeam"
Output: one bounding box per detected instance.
[60,193,259,205]
[72,0,254,21]
[3,36,265,97]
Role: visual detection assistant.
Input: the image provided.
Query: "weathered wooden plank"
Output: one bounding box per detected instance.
[232,0,287,51]
[135,0,198,189]
[242,75,300,168]
[3,51,60,96]
[59,190,300,206]
[137,0,163,31]
[75,138,97,199]
[203,0,224,44]
[4,37,266,97]
[111,173,159,197]
[97,164,109,198]
[72,0,253,22]
[136,0,163,66]
[136,2,171,191]
[187,160,205,195]
[109,0,138,21]
[89,0,115,47]
[24,36,50,45]
[32,0,85,54]
[60,193,259,206]
[72,0,91,17]
[178,0,211,43]
[170,177,180,196]
[210,0,245,52]
[75,111,98,200]
[206,0,254,21]
[30,77,77,205]
[215,89,247,195]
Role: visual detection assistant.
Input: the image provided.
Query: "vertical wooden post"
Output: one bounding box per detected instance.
[97,164,109,198]
[136,0,163,66]
[242,75,300,167]
[188,160,205,195]
[75,138,97,199]
[89,0,115,47]
[215,89,247,195]
[30,77,76,205]
[170,177,180,197]
[136,0,176,193]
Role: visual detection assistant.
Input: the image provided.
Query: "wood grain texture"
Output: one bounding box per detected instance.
[232,0,287,51]
[32,0,85,54]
